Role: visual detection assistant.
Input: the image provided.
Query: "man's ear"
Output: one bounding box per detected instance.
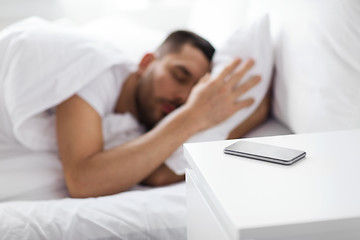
[138,53,156,74]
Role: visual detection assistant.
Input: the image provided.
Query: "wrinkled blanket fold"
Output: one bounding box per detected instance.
[0,17,134,151]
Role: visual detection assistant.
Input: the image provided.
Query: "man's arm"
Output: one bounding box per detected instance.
[56,59,259,198]
[56,95,200,198]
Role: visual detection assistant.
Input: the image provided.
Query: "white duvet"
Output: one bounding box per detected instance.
[0,17,136,152]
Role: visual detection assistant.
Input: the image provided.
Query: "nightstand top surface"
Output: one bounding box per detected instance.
[184,129,360,231]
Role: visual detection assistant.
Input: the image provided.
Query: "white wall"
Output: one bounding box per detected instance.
[0,0,64,29]
[0,0,251,48]
[0,1,248,29]
[59,0,193,32]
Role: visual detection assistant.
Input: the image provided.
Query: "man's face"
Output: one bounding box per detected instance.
[135,44,210,129]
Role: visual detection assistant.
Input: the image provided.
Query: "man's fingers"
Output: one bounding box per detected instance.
[216,58,242,84]
[228,59,255,87]
[231,74,260,113]
[235,98,255,110]
[233,75,261,97]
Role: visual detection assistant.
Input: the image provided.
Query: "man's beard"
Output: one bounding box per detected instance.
[135,90,157,131]
[134,72,159,131]
[134,69,182,131]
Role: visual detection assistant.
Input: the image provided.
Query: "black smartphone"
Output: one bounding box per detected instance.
[224,140,306,165]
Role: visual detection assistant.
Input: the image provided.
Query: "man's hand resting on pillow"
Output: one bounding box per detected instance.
[183,58,261,132]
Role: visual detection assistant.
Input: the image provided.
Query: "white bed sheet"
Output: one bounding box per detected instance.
[0,140,188,240]
[0,183,186,240]
[244,116,293,138]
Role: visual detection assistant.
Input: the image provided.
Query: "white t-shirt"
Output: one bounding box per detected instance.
[42,61,140,152]
[77,62,135,117]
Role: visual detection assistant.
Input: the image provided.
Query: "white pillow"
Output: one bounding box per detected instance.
[206,14,273,138]
[269,0,360,133]
[165,15,274,174]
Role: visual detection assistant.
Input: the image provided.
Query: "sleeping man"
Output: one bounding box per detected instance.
[0,18,268,198]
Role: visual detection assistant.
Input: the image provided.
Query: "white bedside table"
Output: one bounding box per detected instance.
[184,130,360,240]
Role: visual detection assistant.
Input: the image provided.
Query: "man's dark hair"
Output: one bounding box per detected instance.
[156,30,215,62]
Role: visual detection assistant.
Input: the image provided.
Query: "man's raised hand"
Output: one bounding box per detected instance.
[184,58,261,132]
